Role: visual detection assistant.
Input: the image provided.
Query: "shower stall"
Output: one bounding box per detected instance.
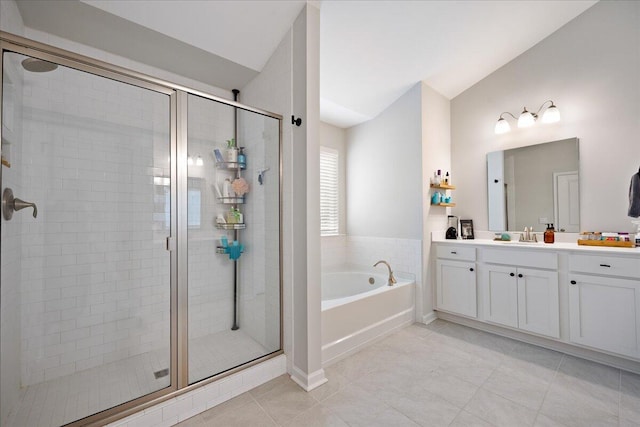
[0,33,282,426]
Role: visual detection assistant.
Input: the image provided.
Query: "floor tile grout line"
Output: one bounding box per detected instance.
[248,392,281,426]
[532,352,565,426]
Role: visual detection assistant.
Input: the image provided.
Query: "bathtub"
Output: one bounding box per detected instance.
[321,270,415,365]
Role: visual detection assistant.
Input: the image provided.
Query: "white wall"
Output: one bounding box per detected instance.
[346,83,423,239]
[242,4,325,390]
[421,83,451,321]
[451,0,640,232]
[319,122,346,235]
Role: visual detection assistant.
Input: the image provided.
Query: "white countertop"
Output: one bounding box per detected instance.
[432,232,640,256]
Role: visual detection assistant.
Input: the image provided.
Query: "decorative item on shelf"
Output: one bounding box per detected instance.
[431,192,441,205]
[460,219,474,240]
[494,100,560,134]
[446,215,458,239]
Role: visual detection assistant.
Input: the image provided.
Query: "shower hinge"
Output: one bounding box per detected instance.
[165,236,176,252]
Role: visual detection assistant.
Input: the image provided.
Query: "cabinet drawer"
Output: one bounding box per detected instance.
[436,245,476,261]
[570,254,640,278]
[483,248,557,270]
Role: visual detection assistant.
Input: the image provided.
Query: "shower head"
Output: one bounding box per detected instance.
[21,58,58,73]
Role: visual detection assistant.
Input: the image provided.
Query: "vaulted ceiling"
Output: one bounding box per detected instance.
[14,0,598,128]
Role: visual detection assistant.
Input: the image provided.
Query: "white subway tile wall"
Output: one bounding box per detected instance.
[321,235,422,284]
[17,55,172,388]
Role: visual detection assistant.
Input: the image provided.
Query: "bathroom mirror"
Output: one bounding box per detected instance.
[487,137,579,232]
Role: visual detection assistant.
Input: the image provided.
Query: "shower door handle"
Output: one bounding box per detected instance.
[2,188,38,220]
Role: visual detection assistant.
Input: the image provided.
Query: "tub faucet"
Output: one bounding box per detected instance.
[373,260,397,286]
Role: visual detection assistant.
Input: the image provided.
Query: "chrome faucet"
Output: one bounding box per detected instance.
[373,260,397,286]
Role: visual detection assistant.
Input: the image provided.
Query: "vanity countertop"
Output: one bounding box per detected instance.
[432,236,640,256]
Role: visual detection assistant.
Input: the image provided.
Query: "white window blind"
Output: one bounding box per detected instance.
[320,146,339,236]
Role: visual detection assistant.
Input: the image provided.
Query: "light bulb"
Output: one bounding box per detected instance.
[494,117,511,134]
[196,155,203,166]
[187,155,194,166]
[517,108,536,128]
[541,104,560,123]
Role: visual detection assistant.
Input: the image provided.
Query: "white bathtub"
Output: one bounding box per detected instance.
[321,270,415,365]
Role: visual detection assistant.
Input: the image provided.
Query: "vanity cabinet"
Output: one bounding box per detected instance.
[435,245,477,318]
[568,254,640,358]
[483,265,559,338]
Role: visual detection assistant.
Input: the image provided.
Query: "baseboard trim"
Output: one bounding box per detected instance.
[422,311,437,325]
[436,311,640,375]
[289,365,328,391]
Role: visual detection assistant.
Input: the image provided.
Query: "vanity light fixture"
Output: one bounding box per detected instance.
[494,100,560,134]
[196,155,203,166]
[187,155,194,166]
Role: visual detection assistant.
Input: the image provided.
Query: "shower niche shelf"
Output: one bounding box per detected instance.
[217,196,245,204]
[216,223,246,230]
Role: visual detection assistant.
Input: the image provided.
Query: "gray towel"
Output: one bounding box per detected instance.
[629,172,640,217]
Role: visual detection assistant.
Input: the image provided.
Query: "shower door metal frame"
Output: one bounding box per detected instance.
[0,31,284,427]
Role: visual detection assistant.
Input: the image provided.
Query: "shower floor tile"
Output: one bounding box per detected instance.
[6,329,268,427]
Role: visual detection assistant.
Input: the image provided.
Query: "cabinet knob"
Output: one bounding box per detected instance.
[518,273,523,278]
[494,179,499,183]
[469,267,474,272]
[570,280,577,285]
[451,251,457,254]
[599,264,611,268]
[510,272,515,277]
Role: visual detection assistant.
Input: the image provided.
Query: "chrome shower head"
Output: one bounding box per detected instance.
[21,58,58,73]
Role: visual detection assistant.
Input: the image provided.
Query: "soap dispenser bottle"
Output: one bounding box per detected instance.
[544,223,555,244]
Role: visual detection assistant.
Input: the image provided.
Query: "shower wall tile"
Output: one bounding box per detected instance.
[320,235,348,269]
[321,235,422,284]
[19,62,173,386]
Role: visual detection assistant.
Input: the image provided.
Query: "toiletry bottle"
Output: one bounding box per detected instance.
[223,178,232,198]
[237,147,246,168]
[444,172,450,185]
[436,169,442,185]
[544,223,555,244]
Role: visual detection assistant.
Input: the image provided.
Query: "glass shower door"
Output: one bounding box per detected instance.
[1,52,173,426]
[186,94,281,384]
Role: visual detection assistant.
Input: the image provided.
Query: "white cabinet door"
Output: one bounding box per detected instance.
[483,265,518,328]
[517,268,559,338]
[569,273,640,358]
[436,259,477,318]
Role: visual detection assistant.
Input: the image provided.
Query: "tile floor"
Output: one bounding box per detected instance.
[7,329,268,427]
[177,319,640,427]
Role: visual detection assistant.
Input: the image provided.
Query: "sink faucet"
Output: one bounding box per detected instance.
[373,260,397,286]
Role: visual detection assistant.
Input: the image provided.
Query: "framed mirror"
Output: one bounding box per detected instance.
[487,138,579,232]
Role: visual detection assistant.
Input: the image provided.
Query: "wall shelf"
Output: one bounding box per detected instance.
[430,183,456,190]
[432,202,456,207]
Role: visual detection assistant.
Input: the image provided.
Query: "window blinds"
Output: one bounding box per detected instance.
[320,147,339,236]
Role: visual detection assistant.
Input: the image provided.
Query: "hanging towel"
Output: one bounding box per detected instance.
[629,172,640,217]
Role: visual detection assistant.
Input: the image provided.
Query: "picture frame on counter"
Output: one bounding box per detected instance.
[460,219,474,240]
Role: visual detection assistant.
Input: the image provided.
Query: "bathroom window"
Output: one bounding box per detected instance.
[320,146,339,236]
